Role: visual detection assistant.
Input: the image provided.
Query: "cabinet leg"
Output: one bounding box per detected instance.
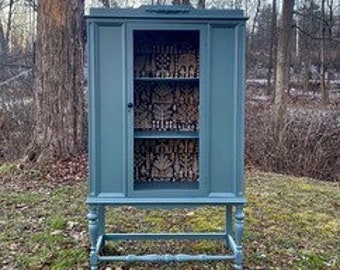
[225,205,233,248]
[87,205,99,270]
[98,205,105,247]
[233,204,244,270]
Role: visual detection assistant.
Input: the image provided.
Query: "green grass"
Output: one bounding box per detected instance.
[0,163,16,174]
[0,169,338,269]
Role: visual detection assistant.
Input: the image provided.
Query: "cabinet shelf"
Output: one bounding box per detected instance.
[133,30,200,190]
[134,77,199,83]
[134,131,199,139]
[134,181,199,190]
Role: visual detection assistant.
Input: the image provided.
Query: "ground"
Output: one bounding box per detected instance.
[0,157,339,269]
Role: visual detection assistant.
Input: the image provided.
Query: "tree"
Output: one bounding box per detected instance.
[297,0,321,94]
[320,0,329,103]
[197,0,205,9]
[5,0,14,51]
[247,0,262,76]
[172,0,191,5]
[266,0,277,96]
[25,0,86,162]
[273,0,294,139]
[0,20,5,56]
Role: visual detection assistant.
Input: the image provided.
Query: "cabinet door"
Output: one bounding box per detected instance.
[126,24,209,198]
[88,22,126,197]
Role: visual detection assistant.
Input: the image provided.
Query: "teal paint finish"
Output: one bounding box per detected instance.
[86,196,246,205]
[98,254,235,263]
[87,21,97,197]
[125,23,209,198]
[86,5,247,270]
[88,5,246,20]
[88,23,126,197]
[235,23,246,198]
[209,25,237,197]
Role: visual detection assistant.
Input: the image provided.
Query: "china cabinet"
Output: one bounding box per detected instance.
[86,5,247,269]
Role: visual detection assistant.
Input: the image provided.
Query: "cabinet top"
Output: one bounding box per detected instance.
[87,5,247,21]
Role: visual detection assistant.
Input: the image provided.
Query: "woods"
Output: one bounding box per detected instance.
[0,0,339,180]
[0,1,339,270]
[26,0,86,162]
[273,0,294,142]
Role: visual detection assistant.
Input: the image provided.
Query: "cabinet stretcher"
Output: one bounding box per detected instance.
[87,202,245,270]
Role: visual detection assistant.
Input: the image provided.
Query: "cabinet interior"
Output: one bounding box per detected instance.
[133,30,200,189]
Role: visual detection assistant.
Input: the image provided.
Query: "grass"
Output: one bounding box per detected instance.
[0,163,16,174]
[0,168,338,269]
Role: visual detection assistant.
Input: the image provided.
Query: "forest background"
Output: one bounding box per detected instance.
[0,1,339,269]
[0,0,339,180]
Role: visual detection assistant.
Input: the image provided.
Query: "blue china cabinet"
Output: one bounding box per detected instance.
[86,5,247,270]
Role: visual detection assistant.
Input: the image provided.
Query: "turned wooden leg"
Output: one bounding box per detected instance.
[98,205,105,247]
[87,205,99,270]
[234,204,245,270]
[225,205,233,248]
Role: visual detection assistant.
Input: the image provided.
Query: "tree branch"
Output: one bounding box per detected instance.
[0,69,32,88]
[24,0,37,11]
[293,24,340,42]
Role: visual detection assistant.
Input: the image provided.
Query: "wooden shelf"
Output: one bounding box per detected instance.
[134,181,199,190]
[134,77,199,83]
[134,131,199,139]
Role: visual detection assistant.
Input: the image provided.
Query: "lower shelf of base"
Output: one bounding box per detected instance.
[94,233,239,263]
[134,180,199,190]
[87,196,246,205]
[98,253,235,262]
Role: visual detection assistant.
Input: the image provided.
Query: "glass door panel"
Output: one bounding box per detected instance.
[133,30,200,190]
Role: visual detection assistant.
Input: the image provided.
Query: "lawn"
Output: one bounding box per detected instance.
[0,161,339,270]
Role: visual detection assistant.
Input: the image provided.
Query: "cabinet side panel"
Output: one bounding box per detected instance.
[88,21,97,196]
[235,23,246,197]
[209,26,236,196]
[97,24,125,195]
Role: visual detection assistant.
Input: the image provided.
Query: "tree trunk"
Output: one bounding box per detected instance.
[197,0,205,9]
[26,0,86,163]
[266,0,277,96]
[320,0,329,104]
[302,60,310,93]
[273,0,294,140]
[247,0,261,78]
[301,1,312,94]
[248,0,261,54]
[172,0,191,5]
[100,0,110,8]
[5,0,14,51]
[0,22,6,56]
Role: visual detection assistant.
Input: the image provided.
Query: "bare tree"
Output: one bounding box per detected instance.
[0,20,5,55]
[25,0,37,11]
[172,0,191,5]
[25,0,86,162]
[273,0,294,139]
[197,0,205,9]
[266,0,277,96]
[246,0,262,78]
[97,0,119,8]
[4,0,14,52]
[298,0,316,94]
[320,0,329,103]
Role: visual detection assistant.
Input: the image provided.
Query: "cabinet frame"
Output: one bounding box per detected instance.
[86,6,247,270]
[126,23,209,198]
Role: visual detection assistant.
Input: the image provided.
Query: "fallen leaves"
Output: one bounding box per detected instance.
[0,163,339,269]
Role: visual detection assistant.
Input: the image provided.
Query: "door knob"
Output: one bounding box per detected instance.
[127,102,134,109]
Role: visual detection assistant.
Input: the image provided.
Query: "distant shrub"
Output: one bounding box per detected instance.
[246,100,339,181]
[0,101,33,161]
[0,73,34,161]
